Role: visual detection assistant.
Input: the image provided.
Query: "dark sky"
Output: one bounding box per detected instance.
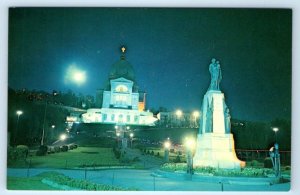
[8,8,292,122]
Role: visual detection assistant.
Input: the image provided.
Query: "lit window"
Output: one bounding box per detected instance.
[127,115,130,122]
[115,95,127,103]
[134,115,139,122]
[116,85,128,92]
[111,114,115,121]
[103,114,107,121]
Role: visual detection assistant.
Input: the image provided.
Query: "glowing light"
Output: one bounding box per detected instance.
[185,137,196,150]
[273,127,279,132]
[73,72,85,83]
[164,141,171,149]
[60,134,67,141]
[51,125,55,128]
[176,110,183,117]
[121,46,126,53]
[116,132,120,137]
[16,110,23,116]
[193,111,200,118]
[130,133,134,138]
[126,126,130,130]
[115,125,118,129]
[64,64,86,86]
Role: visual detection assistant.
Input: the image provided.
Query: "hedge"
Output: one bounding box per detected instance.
[38,172,137,191]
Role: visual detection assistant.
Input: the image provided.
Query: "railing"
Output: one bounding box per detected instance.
[235,149,291,165]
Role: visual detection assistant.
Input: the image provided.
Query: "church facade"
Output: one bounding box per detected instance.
[81,47,157,126]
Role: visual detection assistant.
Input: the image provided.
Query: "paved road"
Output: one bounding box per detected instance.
[7,168,290,191]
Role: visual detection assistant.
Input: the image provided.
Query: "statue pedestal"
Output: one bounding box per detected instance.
[193,133,245,169]
[193,90,245,169]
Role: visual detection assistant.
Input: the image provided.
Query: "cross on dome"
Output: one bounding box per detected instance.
[121,46,126,53]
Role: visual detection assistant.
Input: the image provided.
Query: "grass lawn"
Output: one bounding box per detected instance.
[9,147,121,169]
[7,172,136,191]
[7,176,58,190]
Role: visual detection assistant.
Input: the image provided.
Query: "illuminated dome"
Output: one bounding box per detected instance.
[105,46,138,91]
[109,58,135,81]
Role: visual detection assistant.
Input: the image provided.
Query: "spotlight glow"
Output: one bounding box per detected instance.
[60,134,67,141]
[65,64,86,85]
[164,141,171,149]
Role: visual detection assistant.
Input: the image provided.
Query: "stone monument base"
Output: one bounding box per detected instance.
[193,133,245,169]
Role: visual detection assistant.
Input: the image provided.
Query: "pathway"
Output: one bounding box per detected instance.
[7,168,290,191]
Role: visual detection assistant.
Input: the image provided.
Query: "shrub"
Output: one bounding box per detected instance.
[68,144,74,150]
[40,172,135,191]
[120,156,131,164]
[150,151,154,156]
[36,145,48,156]
[170,149,175,153]
[285,166,291,170]
[54,146,61,153]
[16,145,29,159]
[264,157,273,168]
[156,152,160,157]
[7,146,16,164]
[113,147,121,159]
[73,144,78,149]
[160,163,274,177]
[47,146,55,154]
[61,145,68,152]
[132,156,140,162]
[174,155,181,163]
[249,160,260,167]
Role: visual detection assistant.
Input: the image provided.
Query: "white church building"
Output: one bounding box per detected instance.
[81,47,157,126]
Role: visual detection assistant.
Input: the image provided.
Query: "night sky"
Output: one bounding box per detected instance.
[8,8,292,121]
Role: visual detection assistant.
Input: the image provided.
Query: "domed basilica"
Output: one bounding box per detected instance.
[81,47,157,126]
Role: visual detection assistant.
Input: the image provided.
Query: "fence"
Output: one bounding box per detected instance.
[235,149,291,165]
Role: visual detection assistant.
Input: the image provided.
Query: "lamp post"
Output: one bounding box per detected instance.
[129,133,134,148]
[272,127,279,144]
[175,109,182,127]
[192,111,200,128]
[164,140,171,162]
[271,127,281,177]
[15,110,23,145]
[185,137,195,175]
[41,101,48,146]
[116,132,121,148]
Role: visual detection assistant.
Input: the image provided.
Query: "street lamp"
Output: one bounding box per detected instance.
[129,133,134,148]
[185,137,196,175]
[272,127,279,144]
[192,111,200,127]
[15,110,23,145]
[60,134,67,141]
[164,140,171,162]
[116,132,121,147]
[176,110,183,118]
[175,109,183,127]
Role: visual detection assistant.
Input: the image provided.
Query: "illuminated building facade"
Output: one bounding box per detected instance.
[81,47,157,126]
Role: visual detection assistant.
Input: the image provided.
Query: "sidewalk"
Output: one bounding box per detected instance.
[7,168,290,191]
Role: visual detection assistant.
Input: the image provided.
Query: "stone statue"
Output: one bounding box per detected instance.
[209,58,222,91]
[206,103,213,133]
[224,108,231,134]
